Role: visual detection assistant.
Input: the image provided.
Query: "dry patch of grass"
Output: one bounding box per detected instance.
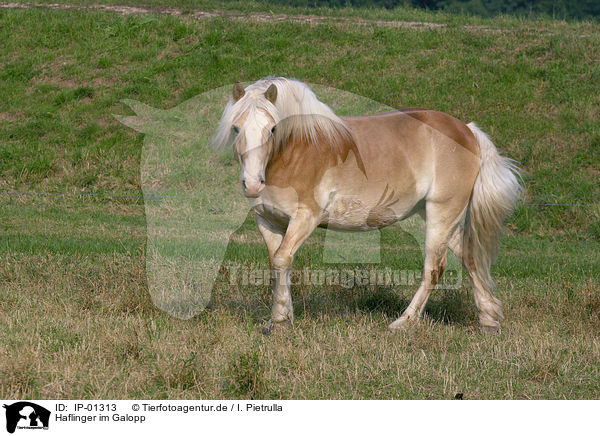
[1,215,599,399]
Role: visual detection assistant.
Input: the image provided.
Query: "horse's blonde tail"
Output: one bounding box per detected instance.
[464,123,522,329]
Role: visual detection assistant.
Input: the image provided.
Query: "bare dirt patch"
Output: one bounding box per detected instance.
[0,111,26,121]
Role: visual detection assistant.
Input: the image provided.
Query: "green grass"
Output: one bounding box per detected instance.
[0,4,599,399]
[1,7,598,232]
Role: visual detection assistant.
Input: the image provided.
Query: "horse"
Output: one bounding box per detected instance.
[213,77,522,334]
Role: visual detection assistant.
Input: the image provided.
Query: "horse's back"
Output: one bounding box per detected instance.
[341,109,479,157]
[401,109,479,156]
[341,109,481,207]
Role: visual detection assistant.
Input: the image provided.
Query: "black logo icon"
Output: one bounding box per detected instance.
[3,402,50,434]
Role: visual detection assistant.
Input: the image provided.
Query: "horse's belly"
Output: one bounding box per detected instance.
[250,183,423,230]
[324,198,405,231]
[322,197,374,230]
[322,195,417,230]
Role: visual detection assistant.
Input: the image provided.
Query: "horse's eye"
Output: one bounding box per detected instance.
[270,125,276,134]
[232,125,240,134]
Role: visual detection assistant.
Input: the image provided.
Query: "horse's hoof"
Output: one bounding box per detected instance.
[388,316,418,332]
[261,319,292,335]
[480,324,500,335]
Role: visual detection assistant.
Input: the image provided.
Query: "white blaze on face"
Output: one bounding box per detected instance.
[237,110,273,197]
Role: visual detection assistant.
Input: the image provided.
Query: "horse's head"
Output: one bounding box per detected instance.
[228,81,278,198]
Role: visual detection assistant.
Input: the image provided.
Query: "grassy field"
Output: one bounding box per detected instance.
[0,2,599,399]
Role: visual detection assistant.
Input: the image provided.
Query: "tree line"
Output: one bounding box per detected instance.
[264,0,600,20]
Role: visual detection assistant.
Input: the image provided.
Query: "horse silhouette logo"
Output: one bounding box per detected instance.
[3,402,50,433]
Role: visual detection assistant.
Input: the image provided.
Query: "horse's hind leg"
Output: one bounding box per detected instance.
[389,202,463,331]
[462,248,504,334]
[448,224,504,333]
[448,224,463,260]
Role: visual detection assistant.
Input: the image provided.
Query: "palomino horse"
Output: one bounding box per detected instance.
[213,77,521,333]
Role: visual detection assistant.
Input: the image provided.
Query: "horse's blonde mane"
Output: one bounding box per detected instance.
[212,77,352,153]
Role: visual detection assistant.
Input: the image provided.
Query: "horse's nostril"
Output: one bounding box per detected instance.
[242,180,247,190]
[259,176,265,184]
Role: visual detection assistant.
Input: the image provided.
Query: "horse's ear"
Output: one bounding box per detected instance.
[233,82,245,101]
[264,84,277,104]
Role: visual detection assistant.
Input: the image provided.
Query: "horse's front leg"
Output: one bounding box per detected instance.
[263,208,320,333]
[255,213,284,266]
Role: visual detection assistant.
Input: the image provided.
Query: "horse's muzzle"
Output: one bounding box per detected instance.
[242,179,265,197]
